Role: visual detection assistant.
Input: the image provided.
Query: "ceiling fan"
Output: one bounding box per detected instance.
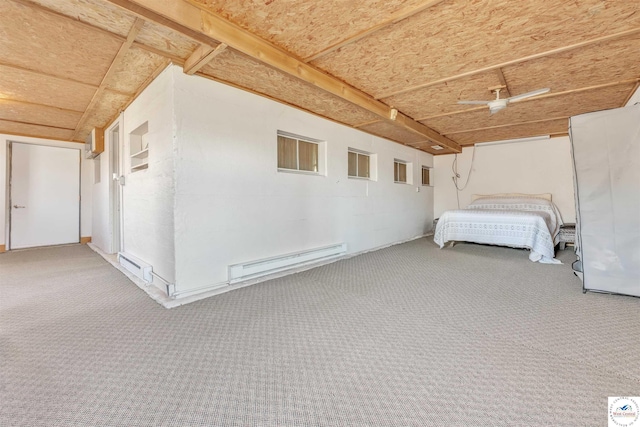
[458,87,550,114]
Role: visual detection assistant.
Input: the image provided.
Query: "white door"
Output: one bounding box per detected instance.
[10,142,80,249]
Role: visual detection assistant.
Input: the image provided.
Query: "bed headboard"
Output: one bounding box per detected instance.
[471,193,552,202]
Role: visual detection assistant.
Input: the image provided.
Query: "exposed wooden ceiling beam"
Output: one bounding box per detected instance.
[71,18,145,141]
[104,0,461,153]
[0,124,78,146]
[495,68,511,97]
[444,117,569,135]
[0,61,133,98]
[184,43,227,75]
[550,132,570,139]
[0,118,75,131]
[130,42,185,65]
[0,97,85,114]
[12,0,124,41]
[0,60,100,90]
[420,106,485,121]
[13,0,189,68]
[393,112,457,147]
[354,119,383,128]
[378,27,640,99]
[303,0,446,62]
[404,145,449,155]
[416,78,640,121]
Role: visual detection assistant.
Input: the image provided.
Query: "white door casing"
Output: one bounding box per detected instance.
[109,124,123,254]
[9,142,80,249]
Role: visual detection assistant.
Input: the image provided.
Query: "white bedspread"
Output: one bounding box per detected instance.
[434,197,563,263]
[466,196,563,237]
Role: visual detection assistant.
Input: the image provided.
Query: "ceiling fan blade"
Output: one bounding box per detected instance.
[457,100,490,105]
[507,88,550,102]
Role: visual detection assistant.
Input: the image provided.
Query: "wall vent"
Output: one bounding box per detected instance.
[118,252,153,283]
[228,243,347,284]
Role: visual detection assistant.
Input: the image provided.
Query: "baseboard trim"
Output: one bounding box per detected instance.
[80,237,92,244]
[164,233,433,308]
[87,243,174,307]
[89,233,433,309]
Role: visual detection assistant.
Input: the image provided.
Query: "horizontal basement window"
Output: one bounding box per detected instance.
[277,131,325,175]
[422,166,432,186]
[348,148,372,179]
[394,159,407,183]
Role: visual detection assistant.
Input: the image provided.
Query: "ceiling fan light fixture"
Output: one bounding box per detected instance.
[488,99,508,112]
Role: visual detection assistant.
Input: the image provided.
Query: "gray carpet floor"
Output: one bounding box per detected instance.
[1,240,638,426]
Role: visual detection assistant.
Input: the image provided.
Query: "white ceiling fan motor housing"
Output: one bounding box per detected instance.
[488,99,508,114]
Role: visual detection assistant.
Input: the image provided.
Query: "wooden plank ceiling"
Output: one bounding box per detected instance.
[0,0,638,155]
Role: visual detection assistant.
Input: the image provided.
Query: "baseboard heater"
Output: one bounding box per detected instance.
[228,243,347,284]
[118,252,153,283]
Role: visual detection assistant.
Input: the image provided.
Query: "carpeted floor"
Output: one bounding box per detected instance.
[1,240,638,426]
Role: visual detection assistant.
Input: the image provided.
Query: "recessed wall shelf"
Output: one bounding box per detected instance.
[130,121,149,173]
[131,148,149,159]
[131,163,149,172]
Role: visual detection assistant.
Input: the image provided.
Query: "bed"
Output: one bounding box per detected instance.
[434,193,564,263]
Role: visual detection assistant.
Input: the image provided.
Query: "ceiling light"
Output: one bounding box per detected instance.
[431,145,444,150]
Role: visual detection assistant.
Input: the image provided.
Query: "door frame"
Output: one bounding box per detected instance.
[108,119,124,254]
[5,140,81,251]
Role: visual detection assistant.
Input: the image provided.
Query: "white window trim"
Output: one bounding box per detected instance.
[277,130,325,176]
[276,168,322,176]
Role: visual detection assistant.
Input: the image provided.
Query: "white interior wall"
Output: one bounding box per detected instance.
[171,67,434,293]
[91,138,110,252]
[120,65,176,287]
[433,136,576,223]
[0,134,92,248]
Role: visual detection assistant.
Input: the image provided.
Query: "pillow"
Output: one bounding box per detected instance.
[471,193,552,202]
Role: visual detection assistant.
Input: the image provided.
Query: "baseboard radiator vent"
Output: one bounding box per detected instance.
[118,252,153,283]
[228,243,347,284]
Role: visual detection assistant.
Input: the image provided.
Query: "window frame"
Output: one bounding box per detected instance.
[347,148,372,180]
[277,131,323,175]
[394,159,408,184]
[421,166,432,187]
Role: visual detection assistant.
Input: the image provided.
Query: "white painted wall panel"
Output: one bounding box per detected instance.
[172,68,433,292]
[433,136,576,223]
[91,137,110,252]
[121,66,176,287]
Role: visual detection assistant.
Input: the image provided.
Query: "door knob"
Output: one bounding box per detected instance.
[13,205,26,209]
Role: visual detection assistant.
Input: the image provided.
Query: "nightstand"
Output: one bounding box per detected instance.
[558,223,576,250]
